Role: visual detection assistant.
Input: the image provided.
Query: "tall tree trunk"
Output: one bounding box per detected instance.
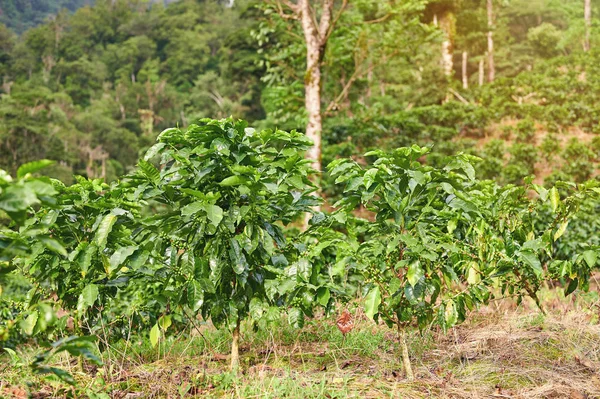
[297,0,338,227]
[487,0,495,82]
[584,0,592,52]
[300,0,332,175]
[462,52,468,89]
[438,12,455,77]
[479,58,484,86]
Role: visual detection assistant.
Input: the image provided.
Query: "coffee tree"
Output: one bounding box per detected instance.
[20,176,152,337]
[328,146,597,379]
[329,146,492,379]
[0,162,101,384]
[1,161,63,341]
[133,118,319,370]
[539,182,600,292]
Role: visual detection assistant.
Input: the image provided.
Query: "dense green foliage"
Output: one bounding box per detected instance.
[1,118,598,385]
[132,119,319,344]
[330,146,599,332]
[0,161,60,343]
[1,0,599,188]
[0,0,264,181]
[0,0,91,33]
[0,0,599,389]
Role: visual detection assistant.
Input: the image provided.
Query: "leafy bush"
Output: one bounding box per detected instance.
[328,144,599,378]
[133,118,319,369]
[561,139,596,182]
[540,134,560,161]
[504,143,538,184]
[2,118,599,384]
[21,176,149,332]
[478,139,506,180]
[515,118,536,142]
[527,23,562,58]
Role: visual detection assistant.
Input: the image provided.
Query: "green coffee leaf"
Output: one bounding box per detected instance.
[109,246,138,273]
[364,286,381,320]
[158,315,172,330]
[582,250,598,268]
[205,204,223,227]
[39,237,67,257]
[77,284,99,313]
[444,300,458,327]
[21,311,39,335]
[519,250,543,278]
[150,323,160,347]
[94,214,117,251]
[553,220,569,241]
[288,307,304,328]
[316,287,330,307]
[17,160,55,179]
[549,187,560,213]
[407,261,424,287]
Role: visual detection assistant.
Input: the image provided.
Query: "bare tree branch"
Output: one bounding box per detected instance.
[274,0,300,20]
[280,0,300,13]
[448,88,470,105]
[325,62,376,114]
[364,13,391,25]
[325,49,399,114]
[323,0,348,43]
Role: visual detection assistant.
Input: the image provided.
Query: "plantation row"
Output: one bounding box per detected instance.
[1,118,599,383]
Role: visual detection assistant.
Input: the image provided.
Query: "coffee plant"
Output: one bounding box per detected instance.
[328,145,599,379]
[19,176,153,335]
[2,119,599,385]
[1,161,63,342]
[132,118,319,370]
[0,162,101,384]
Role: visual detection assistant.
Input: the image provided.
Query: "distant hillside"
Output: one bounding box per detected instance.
[0,0,93,33]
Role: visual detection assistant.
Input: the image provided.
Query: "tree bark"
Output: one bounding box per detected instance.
[584,0,592,52]
[438,12,455,77]
[479,58,484,86]
[297,0,340,228]
[398,325,414,380]
[462,52,468,89]
[299,0,333,175]
[230,318,240,372]
[487,0,495,82]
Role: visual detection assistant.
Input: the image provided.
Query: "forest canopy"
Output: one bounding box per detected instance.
[0,0,598,188]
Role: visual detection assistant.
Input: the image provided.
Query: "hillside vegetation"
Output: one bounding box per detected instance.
[0,0,598,187]
[0,1,599,398]
[0,0,92,33]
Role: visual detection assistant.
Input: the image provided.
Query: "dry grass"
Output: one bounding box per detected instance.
[1,288,599,398]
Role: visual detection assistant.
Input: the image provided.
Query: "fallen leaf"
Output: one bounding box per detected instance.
[336,309,354,335]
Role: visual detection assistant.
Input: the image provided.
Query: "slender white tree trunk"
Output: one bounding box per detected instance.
[297,0,335,227]
[585,0,592,52]
[462,52,468,89]
[479,58,484,86]
[487,0,495,82]
[299,0,333,175]
[439,12,454,77]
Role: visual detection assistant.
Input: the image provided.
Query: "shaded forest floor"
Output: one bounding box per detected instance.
[2,286,600,399]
